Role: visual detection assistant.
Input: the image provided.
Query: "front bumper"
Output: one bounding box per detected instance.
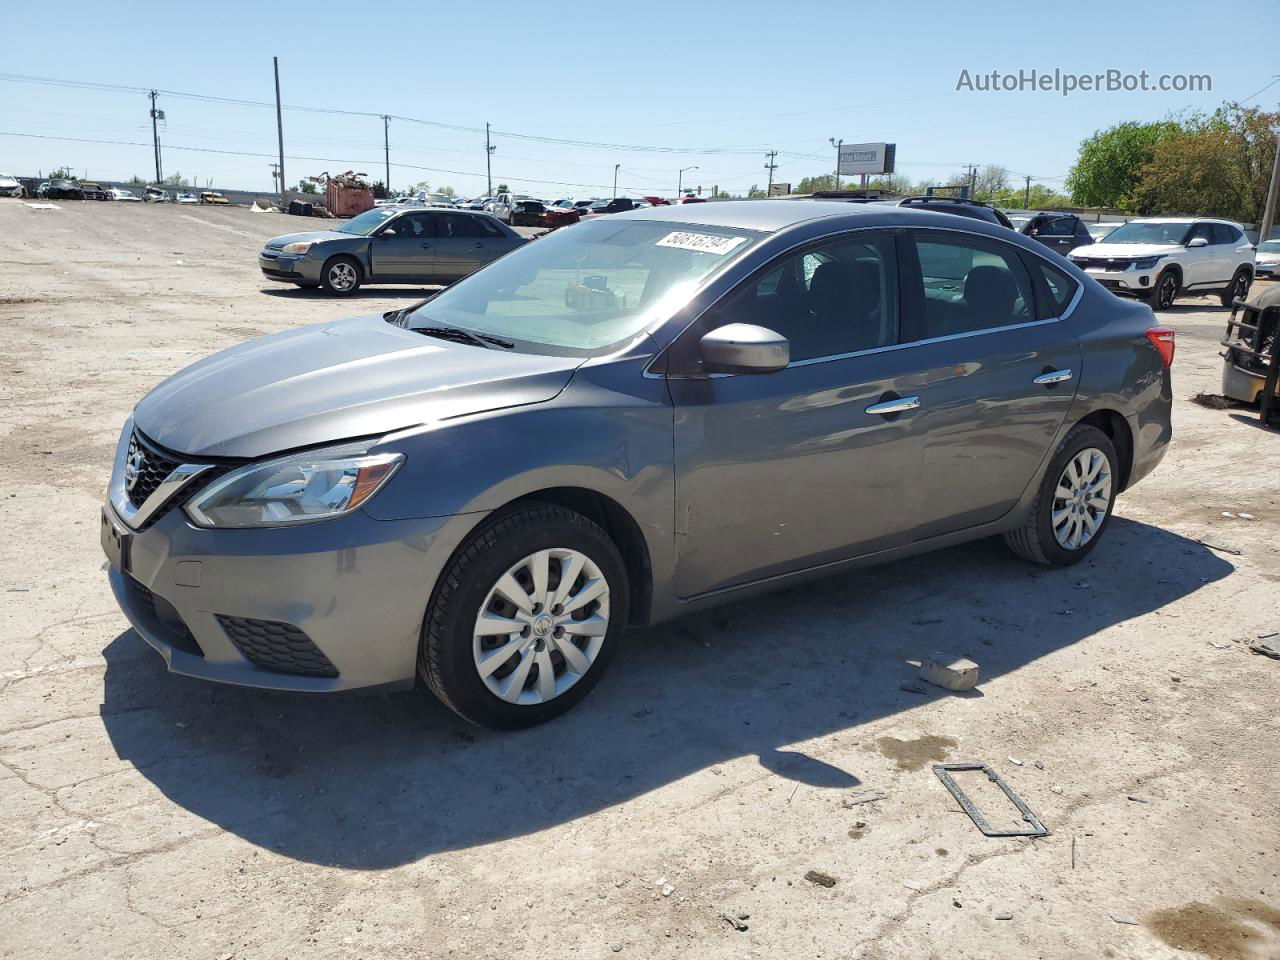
[104,500,481,693]
[258,251,323,283]
[1074,265,1157,295]
[1256,263,1279,279]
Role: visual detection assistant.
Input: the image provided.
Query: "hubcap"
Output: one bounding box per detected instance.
[329,263,356,290]
[1052,447,1112,550]
[1159,276,1176,307]
[472,548,610,705]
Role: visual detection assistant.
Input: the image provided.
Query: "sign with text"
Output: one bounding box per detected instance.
[837,142,896,176]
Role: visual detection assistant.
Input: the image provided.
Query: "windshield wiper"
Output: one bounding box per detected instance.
[414,325,514,350]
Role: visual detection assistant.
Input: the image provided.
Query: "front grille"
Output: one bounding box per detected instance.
[126,576,204,656]
[217,616,338,677]
[125,431,180,509]
[1076,258,1132,271]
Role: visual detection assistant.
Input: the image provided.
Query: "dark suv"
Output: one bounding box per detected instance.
[43,178,84,201]
[1012,212,1094,256]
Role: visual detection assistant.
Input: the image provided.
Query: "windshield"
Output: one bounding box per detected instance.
[407,219,764,354]
[1258,240,1280,254]
[1101,221,1192,245]
[337,207,397,236]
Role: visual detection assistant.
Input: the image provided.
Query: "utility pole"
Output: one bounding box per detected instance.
[968,164,978,199]
[613,163,620,199]
[830,138,842,191]
[1024,174,1033,208]
[382,115,391,194]
[273,57,286,203]
[764,151,777,194]
[269,163,279,193]
[148,91,162,184]
[485,122,495,197]
[1259,131,1280,246]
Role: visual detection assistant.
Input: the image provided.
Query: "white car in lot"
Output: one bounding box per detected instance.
[108,188,142,202]
[0,173,24,198]
[1068,217,1254,311]
[176,193,199,204]
[1255,239,1280,280]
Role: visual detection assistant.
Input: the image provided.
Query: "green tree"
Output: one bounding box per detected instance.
[371,180,388,199]
[495,183,509,194]
[795,174,838,193]
[1133,105,1280,221]
[162,172,190,187]
[746,184,766,199]
[436,185,457,198]
[1066,120,1183,210]
[295,180,318,195]
[988,184,1074,210]
[49,166,75,179]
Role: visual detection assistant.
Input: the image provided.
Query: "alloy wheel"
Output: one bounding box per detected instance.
[328,262,357,291]
[472,548,610,705]
[1232,273,1250,302]
[1051,447,1112,550]
[1157,273,1177,310]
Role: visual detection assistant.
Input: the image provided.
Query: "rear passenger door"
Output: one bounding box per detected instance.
[433,213,489,281]
[1031,217,1079,256]
[900,230,1082,539]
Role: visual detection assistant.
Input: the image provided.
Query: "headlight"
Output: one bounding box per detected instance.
[185,442,403,528]
[281,241,314,255]
[1132,255,1166,270]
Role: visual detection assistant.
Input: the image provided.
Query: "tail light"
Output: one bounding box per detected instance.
[1146,326,1175,367]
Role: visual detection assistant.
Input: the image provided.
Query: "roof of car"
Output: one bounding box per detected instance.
[619,198,903,232]
[1131,216,1238,224]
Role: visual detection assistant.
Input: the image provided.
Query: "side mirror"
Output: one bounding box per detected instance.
[1187,236,1208,248]
[699,323,789,374]
[379,228,397,238]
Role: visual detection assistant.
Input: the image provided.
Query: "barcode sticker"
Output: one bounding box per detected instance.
[655,231,748,256]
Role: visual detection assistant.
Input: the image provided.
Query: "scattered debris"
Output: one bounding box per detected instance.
[1197,535,1243,556]
[23,202,60,210]
[632,708,651,719]
[719,912,749,932]
[1239,512,1256,520]
[1007,757,1024,766]
[1249,640,1280,660]
[1033,760,1045,770]
[611,945,623,953]
[1110,914,1140,925]
[919,652,980,692]
[661,883,675,897]
[1071,836,1077,870]
[995,912,1014,921]
[952,898,963,908]
[1222,511,1236,518]
[841,788,887,807]
[910,618,943,626]
[1190,392,1232,410]
[787,783,800,803]
[804,870,838,888]
[1171,674,1182,683]
[933,764,1050,838]
[899,682,927,695]
[1127,795,1150,804]
[1051,786,1064,795]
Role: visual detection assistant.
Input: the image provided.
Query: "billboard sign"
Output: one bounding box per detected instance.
[768,182,791,196]
[837,142,896,176]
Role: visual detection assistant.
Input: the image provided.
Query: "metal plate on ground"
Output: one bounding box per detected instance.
[933,763,1049,838]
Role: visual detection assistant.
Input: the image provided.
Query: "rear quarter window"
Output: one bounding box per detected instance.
[1027,258,1079,317]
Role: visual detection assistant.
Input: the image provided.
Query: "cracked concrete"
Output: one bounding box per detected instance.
[1,199,1279,959]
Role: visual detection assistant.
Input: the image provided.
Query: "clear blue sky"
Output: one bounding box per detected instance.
[2,0,1275,198]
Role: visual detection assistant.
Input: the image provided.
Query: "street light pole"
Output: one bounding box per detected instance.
[148,90,162,184]
[678,165,698,201]
[764,152,777,195]
[273,57,286,205]
[485,122,495,197]
[382,115,391,194]
[613,163,620,199]
[830,138,842,191]
[1258,131,1280,246]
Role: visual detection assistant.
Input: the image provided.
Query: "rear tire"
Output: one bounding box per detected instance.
[1003,424,1118,567]
[1220,268,1252,308]
[418,504,629,729]
[319,255,362,296]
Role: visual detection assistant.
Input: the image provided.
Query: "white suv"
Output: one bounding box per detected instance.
[1068,217,1254,311]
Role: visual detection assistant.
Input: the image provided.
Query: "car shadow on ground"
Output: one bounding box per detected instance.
[99,518,1231,869]
[258,286,445,301]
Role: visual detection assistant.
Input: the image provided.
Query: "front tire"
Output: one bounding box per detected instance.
[1004,424,1118,567]
[1220,268,1251,308]
[1149,269,1179,311]
[418,504,629,729]
[319,255,362,296]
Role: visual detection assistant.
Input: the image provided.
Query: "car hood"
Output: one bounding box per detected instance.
[265,230,356,247]
[133,314,582,459]
[1072,243,1179,259]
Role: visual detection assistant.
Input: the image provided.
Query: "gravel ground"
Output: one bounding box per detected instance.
[1,198,1278,960]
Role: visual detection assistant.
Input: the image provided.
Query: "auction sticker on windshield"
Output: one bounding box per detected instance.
[655,231,748,256]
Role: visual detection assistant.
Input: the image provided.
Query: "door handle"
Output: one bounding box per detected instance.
[1033,369,1073,385]
[865,396,921,416]
[420,243,432,248]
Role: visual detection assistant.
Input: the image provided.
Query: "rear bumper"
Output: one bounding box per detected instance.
[103,500,483,694]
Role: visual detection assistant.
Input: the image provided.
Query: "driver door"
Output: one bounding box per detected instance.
[372,211,438,280]
[668,231,926,598]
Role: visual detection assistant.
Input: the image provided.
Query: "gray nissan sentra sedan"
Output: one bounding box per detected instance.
[259,206,526,295]
[102,200,1173,728]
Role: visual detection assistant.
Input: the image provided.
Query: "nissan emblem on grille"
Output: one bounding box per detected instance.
[124,437,146,493]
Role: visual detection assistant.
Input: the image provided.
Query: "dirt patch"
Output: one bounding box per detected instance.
[1146,900,1278,960]
[873,734,958,771]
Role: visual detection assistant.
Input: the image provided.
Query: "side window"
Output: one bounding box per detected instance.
[476,216,505,237]
[440,214,484,238]
[1043,218,1074,236]
[1186,223,1213,244]
[717,233,899,363]
[1074,220,1092,239]
[1028,259,1079,317]
[908,234,1036,340]
[1211,223,1238,245]
[392,213,435,238]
